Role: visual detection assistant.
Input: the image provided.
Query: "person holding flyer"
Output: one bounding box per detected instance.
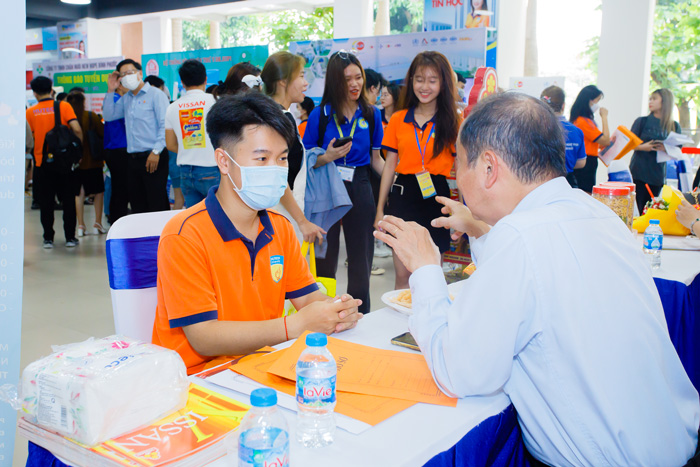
[375,51,460,289]
[165,59,220,208]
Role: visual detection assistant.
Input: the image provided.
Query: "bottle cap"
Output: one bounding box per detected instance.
[250,388,277,407]
[306,332,328,347]
[592,185,630,196]
[649,219,661,225]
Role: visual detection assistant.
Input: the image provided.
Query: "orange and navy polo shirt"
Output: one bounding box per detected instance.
[573,117,604,157]
[152,187,318,374]
[381,108,456,178]
[26,99,78,167]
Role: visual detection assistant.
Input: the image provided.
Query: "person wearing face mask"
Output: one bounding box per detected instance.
[629,88,682,213]
[260,51,326,247]
[570,85,612,193]
[152,93,363,375]
[375,51,460,289]
[103,59,171,213]
[302,51,385,314]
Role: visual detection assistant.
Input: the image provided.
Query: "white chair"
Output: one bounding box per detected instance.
[106,210,181,342]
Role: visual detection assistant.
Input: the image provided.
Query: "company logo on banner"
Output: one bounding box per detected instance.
[142,46,269,101]
[289,28,487,104]
[33,56,123,112]
[146,59,159,77]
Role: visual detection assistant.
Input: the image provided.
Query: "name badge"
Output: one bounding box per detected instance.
[337,165,355,182]
[416,170,436,199]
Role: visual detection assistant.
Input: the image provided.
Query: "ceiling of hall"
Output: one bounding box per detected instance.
[26,0,331,28]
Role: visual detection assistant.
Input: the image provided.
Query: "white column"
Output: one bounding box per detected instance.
[597,0,655,132]
[495,0,527,86]
[142,17,173,55]
[85,18,122,58]
[523,0,538,77]
[209,21,221,50]
[374,0,391,36]
[334,0,373,39]
[172,19,183,53]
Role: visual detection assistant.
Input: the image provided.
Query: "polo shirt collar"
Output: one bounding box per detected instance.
[39,98,54,102]
[134,82,151,96]
[205,186,275,243]
[185,89,205,96]
[325,104,362,124]
[404,106,436,130]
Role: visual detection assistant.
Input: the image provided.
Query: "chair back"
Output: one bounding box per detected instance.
[106,210,180,342]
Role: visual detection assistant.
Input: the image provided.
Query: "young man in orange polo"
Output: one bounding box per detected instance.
[153,93,363,374]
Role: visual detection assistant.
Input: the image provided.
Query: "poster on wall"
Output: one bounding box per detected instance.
[142,46,269,101]
[33,56,123,112]
[423,0,498,68]
[289,28,487,104]
[57,20,88,60]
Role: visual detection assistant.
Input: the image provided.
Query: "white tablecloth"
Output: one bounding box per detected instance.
[200,308,511,467]
[653,248,700,285]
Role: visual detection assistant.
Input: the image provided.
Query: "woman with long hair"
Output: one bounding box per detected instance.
[466,0,490,28]
[375,51,460,289]
[66,91,106,236]
[216,62,261,98]
[629,88,681,212]
[570,85,612,193]
[260,51,324,244]
[302,51,385,313]
[380,83,401,128]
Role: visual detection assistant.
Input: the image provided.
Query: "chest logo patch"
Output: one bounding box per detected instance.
[358,118,369,130]
[270,255,284,283]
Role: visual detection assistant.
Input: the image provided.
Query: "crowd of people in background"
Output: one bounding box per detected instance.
[25,48,690,296]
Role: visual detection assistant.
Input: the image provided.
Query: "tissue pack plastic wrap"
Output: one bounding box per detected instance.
[20,335,189,446]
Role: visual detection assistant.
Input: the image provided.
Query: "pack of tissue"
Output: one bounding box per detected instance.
[19,335,188,446]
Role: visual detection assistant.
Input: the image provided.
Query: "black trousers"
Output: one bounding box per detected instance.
[573,155,598,194]
[34,166,76,241]
[127,151,170,214]
[634,180,662,214]
[104,147,130,223]
[316,165,375,314]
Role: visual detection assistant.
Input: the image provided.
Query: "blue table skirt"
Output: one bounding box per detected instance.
[654,275,700,392]
[26,442,69,467]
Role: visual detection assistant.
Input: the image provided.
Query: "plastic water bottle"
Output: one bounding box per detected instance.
[643,219,663,270]
[296,333,337,448]
[236,388,289,467]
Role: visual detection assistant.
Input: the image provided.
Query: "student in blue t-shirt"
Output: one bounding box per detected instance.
[103,84,129,223]
[541,86,586,188]
[302,51,385,314]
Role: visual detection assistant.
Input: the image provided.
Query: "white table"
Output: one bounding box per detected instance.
[200,308,511,467]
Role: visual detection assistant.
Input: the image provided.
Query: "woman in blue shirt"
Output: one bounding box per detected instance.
[302,51,385,314]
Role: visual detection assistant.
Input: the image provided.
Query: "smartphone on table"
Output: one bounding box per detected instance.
[391,332,420,351]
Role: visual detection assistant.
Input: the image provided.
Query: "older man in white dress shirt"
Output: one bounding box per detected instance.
[375,92,699,467]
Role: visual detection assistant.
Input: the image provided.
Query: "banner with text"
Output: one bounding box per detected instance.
[142,46,269,101]
[57,20,87,60]
[32,56,123,112]
[423,0,498,69]
[289,28,487,104]
[0,1,26,465]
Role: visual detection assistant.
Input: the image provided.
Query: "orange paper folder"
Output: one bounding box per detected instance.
[268,332,458,407]
[228,348,416,426]
[598,126,642,167]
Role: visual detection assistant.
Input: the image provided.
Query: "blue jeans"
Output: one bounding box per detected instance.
[180,165,221,207]
[168,151,181,189]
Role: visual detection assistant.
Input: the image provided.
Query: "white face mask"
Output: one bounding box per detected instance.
[224,150,288,211]
[590,102,600,114]
[121,73,141,91]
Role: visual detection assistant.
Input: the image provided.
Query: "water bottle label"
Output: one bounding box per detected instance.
[643,233,663,250]
[296,375,336,406]
[238,428,289,467]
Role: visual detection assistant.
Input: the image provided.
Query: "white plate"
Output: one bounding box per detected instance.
[382,289,413,315]
[381,281,467,316]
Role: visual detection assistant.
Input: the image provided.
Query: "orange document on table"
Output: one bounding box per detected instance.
[268,332,458,407]
[228,349,416,426]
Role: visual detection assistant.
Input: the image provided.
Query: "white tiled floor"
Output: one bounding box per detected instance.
[12,197,397,466]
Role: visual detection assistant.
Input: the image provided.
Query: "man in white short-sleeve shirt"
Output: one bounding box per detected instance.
[376,93,700,466]
[165,59,219,208]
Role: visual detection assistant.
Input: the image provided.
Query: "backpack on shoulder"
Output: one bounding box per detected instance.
[42,101,82,173]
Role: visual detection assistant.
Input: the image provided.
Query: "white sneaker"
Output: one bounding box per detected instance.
[43,240,54,249]
[374,240,392,258]
[371,265,385,275]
